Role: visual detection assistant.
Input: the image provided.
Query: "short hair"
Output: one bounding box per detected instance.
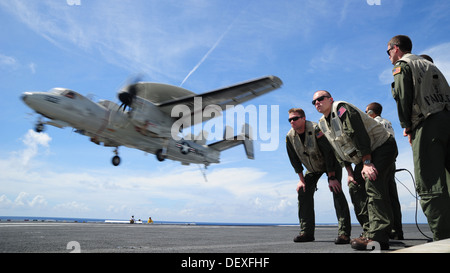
[389,35,412,53]
[366,102,383,116]
[288,108,305,118]
[315,90,332,97]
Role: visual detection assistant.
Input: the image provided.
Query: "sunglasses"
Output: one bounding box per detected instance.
[386,44,398,56]
[312,95,330,105]
[386,47,394,56]
[288,116,303,123]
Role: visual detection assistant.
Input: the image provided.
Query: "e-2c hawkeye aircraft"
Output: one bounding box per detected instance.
[21,76,282,167]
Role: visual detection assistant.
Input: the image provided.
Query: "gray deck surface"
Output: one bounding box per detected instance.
[0,221,438,253]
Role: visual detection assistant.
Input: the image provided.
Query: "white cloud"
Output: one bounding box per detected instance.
[14,192,28,207]
[422,42,450,80]
[0,194,13,209]
[308,45,339,73]
[0,0,345,85]
[0,192,48,210]
[19,129,51,166]
[0,53,35,73]
[0,54,18,68]
[0,130,297,222]
[0,1,245,82]
[54,201,90,213]
[0,129,422,223]
[378,67,393,85]
[28,62,36,74]
[29,195,48,208]
[269,198,292,213]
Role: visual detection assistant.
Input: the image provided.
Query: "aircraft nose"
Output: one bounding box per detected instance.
[21,92,31,102]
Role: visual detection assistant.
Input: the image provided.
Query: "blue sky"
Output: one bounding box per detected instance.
[1,0,449,225]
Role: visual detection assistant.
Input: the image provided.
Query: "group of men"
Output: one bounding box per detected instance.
[286,35,450,250]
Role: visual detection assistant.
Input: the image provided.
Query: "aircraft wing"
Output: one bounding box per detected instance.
[156,75,282,124]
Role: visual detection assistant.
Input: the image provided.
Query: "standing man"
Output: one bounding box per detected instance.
[366,102,403,240]
[286,108,351,244]
[365,102,395,137]
[313,91,398,250]
[388,35,450,241]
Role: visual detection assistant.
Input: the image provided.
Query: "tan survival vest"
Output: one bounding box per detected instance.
[318,101,390,165]
[286,121,326,173]
[400,53,450,129]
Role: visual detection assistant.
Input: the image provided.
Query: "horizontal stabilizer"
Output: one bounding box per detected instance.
[208,124,254,159]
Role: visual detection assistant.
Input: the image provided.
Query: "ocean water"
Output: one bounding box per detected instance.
[0,216,300,226]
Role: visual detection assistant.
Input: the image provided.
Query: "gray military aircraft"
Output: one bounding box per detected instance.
[21,76,282,167]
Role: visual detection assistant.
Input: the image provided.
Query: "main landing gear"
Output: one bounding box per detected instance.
[112,147,121,166]
[156,139,169,162]
[156,149,166,162]
[111,146,168,166]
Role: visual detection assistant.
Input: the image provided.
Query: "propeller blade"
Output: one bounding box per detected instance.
[118,91,133,110]
[116,74,144,112]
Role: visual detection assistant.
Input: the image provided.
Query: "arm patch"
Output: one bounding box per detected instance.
[392,66,401,76]
[337,106,347,118]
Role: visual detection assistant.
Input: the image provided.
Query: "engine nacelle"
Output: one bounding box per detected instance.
[129,97,173,136]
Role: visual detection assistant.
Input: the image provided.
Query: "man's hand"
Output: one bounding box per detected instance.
[403,128,412,145]
[346,166,358,186]
[328,178,342,193]
[296,180,306,193]
[362,163,378,181]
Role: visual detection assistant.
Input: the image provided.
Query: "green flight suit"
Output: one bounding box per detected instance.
[286,124,351,238]
[392,60,450,241]
[322,102,398,243]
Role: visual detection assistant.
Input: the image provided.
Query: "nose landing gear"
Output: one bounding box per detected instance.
[35,122,45,133]
[34,117,45,133]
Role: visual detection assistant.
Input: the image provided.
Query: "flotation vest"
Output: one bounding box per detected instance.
[400,53,450,129]
[318,101,390,164]
[374,116,395,137]
[286,121,326,173]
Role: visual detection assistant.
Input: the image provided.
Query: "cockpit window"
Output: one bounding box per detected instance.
[62,90,76,99]
[49,88,78,99]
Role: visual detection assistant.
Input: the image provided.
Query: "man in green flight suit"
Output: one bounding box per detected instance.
[388,35,450,241]
[286,108,351,244]
[313,91,398,250]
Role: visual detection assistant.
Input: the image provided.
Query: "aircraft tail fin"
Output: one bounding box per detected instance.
[208,124,254,159]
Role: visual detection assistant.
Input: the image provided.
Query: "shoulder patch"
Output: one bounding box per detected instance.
[316,130,324,139]
[337,106,347,118]
[392,66,401,76]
